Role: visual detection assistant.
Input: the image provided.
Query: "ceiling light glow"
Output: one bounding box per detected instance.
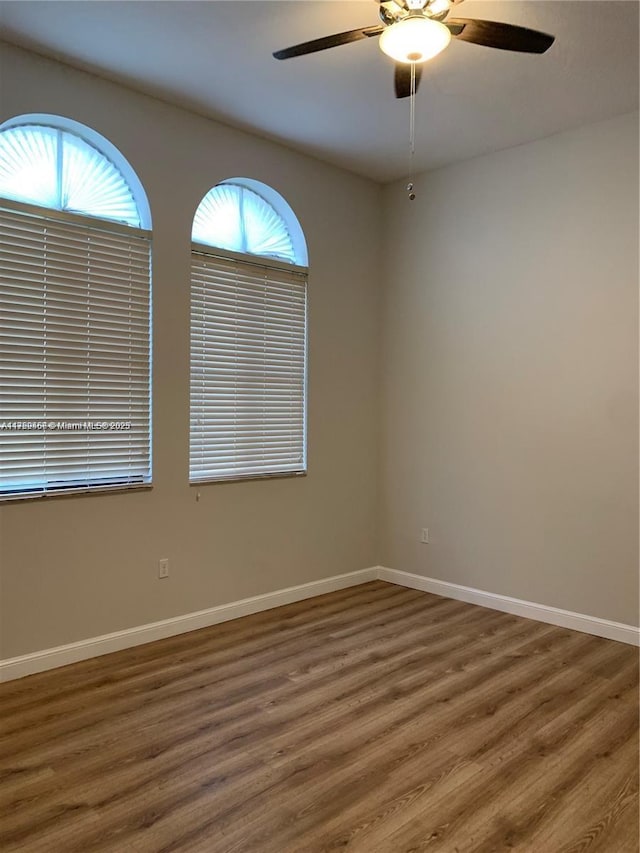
[379,16,451,64]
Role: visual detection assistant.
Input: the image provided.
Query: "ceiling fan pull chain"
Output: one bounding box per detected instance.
[407,62,417,201]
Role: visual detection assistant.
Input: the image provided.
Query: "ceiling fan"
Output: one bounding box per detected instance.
[273,0,555,99]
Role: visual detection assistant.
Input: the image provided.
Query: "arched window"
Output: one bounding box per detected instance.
[191,178,307,265]
[0,116,152,500]
[0,123,143,225]
[190,179,308,483]
[192,183,294,262]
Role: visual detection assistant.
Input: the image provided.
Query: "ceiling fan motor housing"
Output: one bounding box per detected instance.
[379,0,454,28]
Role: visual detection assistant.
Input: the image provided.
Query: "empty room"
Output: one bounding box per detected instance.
[0,1,638,851]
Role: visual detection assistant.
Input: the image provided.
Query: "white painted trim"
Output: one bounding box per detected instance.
[0,567,377,683]
[377,567,640,647]
[3,564,637,683]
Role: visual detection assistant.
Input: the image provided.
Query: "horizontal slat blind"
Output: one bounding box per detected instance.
[190,250,306,482]
[0,205,151,499]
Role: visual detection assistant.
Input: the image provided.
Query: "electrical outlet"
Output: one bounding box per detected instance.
[420,528,429,544]
[158,558,169,579]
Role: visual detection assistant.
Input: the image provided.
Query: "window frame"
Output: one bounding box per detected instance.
[0,118,153,502]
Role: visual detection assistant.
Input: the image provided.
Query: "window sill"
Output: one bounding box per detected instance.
[189,470,307,487]
[0,482,153,504]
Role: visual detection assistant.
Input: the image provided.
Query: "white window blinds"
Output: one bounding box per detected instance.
[0,203,151,499]
[190,249,307,482]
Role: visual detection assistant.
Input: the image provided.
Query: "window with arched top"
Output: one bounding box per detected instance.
[189,179,308,483]
[0,123,144,226]
[192,183,295,262]
[0,116,152,500]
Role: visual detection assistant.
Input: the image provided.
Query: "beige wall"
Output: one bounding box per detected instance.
[380,112,639,626]
[1,45,637,664]
[0,44,382,658]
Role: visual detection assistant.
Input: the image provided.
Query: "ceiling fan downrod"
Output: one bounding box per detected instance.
[407,62,417,201]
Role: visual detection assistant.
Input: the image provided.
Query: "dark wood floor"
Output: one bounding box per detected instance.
[0,580,638,852]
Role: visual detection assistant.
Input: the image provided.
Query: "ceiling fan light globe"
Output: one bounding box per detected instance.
[379,16,451,64]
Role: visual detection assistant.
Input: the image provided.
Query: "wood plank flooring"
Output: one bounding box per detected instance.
[0,580,638,852]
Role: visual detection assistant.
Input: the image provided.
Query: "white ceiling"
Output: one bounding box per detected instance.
[0,1,638,182]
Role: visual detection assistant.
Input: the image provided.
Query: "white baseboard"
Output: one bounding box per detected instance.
[0,567,378,683]
[378,567,640,647]
[2,564,637,683]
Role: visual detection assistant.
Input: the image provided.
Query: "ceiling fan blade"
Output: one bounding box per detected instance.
[446,18,555,53]
[394,63,423,99]
[273,26,383,60]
